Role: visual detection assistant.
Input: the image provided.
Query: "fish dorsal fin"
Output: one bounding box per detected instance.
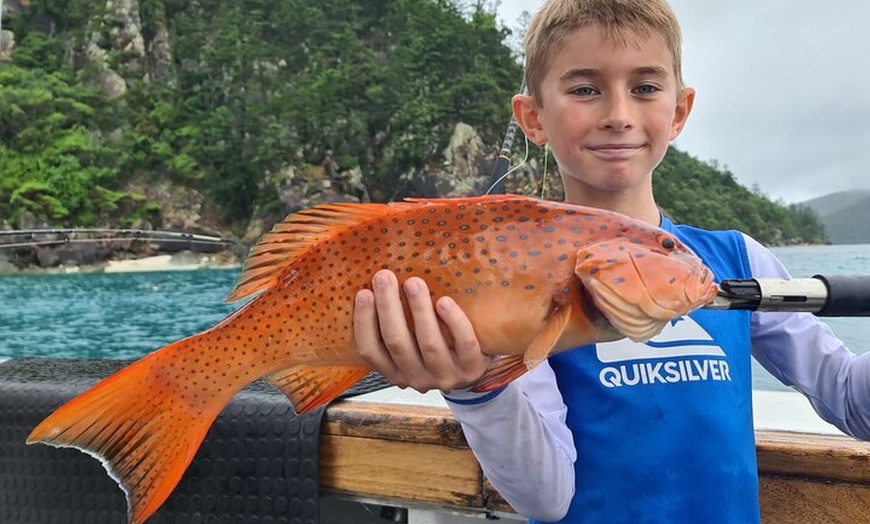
[227,202,408,302]
[227,194,528,302]
[471,302,572,392]
[266,364,372,414]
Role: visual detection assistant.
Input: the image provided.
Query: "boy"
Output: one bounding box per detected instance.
[353,0,870,522]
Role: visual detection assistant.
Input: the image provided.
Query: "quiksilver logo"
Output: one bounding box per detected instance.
[597,317,731,388]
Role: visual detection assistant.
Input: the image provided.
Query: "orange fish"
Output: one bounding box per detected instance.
[27,194,718,523]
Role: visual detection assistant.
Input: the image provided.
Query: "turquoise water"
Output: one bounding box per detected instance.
[1,245,869,391]
[0,269,241,360]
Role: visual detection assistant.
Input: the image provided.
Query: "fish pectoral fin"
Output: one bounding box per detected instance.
[524,301,572,367]
[267,364,372,415]
[471,303,572,392]
[471,355,527,392]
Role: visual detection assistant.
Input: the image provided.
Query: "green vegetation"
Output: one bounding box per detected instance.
[654,148,826,245]
[0,0,825,245]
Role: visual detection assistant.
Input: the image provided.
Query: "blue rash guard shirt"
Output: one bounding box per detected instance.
[542,218,758,524]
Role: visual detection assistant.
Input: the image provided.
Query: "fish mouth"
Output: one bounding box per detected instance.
[682,265,720,305]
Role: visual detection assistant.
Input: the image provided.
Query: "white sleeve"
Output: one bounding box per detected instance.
[443,361,576,521]
[745,234,870,439]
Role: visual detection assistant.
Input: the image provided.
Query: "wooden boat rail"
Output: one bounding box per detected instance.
[320,401,870,524]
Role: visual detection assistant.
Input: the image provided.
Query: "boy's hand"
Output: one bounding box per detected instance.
[353,269,490,394]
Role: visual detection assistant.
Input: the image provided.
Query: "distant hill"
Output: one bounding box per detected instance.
[803,190,870,244]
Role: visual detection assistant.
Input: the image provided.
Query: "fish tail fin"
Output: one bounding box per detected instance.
[27,336,227,524]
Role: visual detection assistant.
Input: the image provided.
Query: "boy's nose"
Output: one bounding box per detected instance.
[599,93,633,131]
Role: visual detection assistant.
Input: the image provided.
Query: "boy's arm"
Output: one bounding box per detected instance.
[745,235,870,439]
[444,362,576,521]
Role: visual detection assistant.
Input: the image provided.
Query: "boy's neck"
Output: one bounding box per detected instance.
[563,185,662,226]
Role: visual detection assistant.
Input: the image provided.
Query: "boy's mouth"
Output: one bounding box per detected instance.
[587,144,643,160]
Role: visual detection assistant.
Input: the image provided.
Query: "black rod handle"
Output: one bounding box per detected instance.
[814,275,870,317]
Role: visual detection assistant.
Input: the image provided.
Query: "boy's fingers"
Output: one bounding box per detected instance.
[370,270,429,385]
[403,278,456,386]
[353,288,401,382]
[435,296,490,386]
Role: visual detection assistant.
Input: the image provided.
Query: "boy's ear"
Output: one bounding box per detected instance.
[512,94,548,146]
[670,87,696,140]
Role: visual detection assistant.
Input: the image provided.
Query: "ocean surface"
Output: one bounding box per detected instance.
[1,244,869,392]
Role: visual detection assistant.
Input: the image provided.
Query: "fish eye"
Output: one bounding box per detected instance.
[661,238,676,250]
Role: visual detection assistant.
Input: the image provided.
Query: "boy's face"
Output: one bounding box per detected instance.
[514,24,693,204]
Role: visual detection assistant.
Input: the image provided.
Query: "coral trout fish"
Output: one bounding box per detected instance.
[28,194,718,523]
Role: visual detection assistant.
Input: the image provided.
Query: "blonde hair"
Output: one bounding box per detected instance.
[523,0,684,98]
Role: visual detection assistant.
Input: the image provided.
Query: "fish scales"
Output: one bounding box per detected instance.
[27,194,718,524]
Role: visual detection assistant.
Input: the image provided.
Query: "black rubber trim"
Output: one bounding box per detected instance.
[0,358,390,523]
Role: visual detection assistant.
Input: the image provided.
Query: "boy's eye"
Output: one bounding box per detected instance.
[570,86,599,97]
[633,84,660,96]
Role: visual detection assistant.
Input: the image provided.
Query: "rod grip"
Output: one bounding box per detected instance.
[814,275,870,317]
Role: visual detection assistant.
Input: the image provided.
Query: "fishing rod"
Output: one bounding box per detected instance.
[486,80,527,195]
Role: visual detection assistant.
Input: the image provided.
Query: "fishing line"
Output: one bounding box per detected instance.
[484,133,531,195]
[540,143,551,200]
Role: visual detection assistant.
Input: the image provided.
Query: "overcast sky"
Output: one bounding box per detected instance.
[495,0,870,203]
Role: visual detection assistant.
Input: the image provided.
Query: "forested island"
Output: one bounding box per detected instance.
[0,0,826,271]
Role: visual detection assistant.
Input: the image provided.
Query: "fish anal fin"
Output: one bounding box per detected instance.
[267,364,372,414]
[471,303,572,392]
